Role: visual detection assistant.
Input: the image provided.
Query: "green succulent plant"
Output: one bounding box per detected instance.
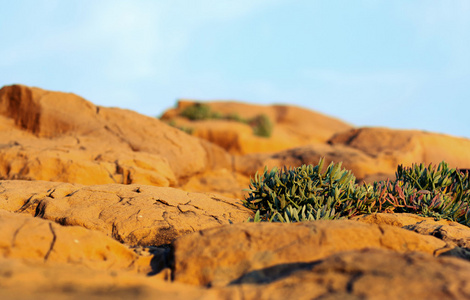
[371,162,470,224]
[249,114,273,138]
[180,103,219,120]
[226,113,247,123]
[177,103,274,138]
[243,158,371,222]
[244,159,470,226]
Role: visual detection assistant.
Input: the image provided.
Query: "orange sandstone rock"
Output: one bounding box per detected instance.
[0,180,253,246]
[0,84,231,187]
[171,220,446,286]
[161,100,352,155]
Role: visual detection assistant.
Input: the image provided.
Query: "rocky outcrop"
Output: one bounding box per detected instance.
[4,84,470,299]
[0,85,231,187]
[161,100,352,155]
[2,180,470,299]
[3,247,470,299]
[0,209,151,272]
[0,210,217,299]
[171,220,447,286]
[3,85,470,198]
[329,127,470,169]
[0,180,252,246]
[0,258,216,300]
[232,127,470,185]
[169,218,470,298]
[234,143,395,182]
[353,212,470,258]
[220,249,470,300]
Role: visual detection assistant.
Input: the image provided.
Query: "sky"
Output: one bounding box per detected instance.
[1,0,469,138]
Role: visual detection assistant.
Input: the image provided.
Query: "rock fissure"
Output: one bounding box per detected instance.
[15,194,43,213]
[102,164,118,183]
[0,184,7,194]
[345,271,365,294]
[155,199,172,207]
[43,222,57,262]
[433,245,455,257]
[187,203,201,211]
[111,222,125,243]
[210,196,242,209]
[11,219,28,247]
[162,132,183,152]
[209,215,221,223]
[103,125,139,152]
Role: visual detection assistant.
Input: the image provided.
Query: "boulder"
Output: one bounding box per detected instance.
[353,213,470,259]
[234,143,395,182]
[219,248,470,300]
[329,127,470,169]
[234,127,470,185]
[0,209,151,273]
[171,220,447,286]
[181,168,251,199]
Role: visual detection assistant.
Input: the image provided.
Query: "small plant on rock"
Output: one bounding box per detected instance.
[244,159,470,226]
[177,103,274,138]
[249,114,273,138]
[180,103,220,120]
[243,158,374,222]
[371,162,470,224]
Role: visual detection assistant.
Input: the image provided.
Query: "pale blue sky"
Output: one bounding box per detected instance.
[1,0,469,138]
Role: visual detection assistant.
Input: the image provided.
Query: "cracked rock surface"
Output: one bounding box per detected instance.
[0,180,252,246]
[0,209,151,273]
[3,184,470,299]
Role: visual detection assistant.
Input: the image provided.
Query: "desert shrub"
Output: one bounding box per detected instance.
[243,158,376,222]
[244,159,470,225]
[180,103,219,120]
[178,103,274,138]
[226,113,247,123]
[249,114,273,138]
[369,162,470,224]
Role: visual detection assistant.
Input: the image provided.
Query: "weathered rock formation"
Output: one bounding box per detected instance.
[171,220,447,286]
[0,209,152,272]
[0,180,252,246]
[0,84,231,187]
[161,100,353,155]
[329,127,470,171]
[233,143,394,182]
[2,199,470,299]
[2,84,470,299]
[2,85,470,198]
